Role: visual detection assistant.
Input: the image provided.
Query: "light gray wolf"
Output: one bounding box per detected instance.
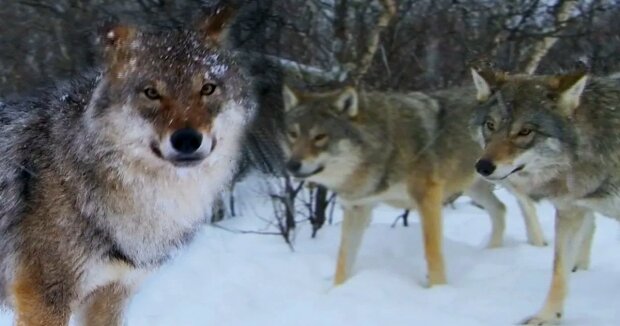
[470,66,620,324]
[280,85,546,287]
[0,6,256,326]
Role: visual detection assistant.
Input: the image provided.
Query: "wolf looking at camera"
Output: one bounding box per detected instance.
[0,6,256,326]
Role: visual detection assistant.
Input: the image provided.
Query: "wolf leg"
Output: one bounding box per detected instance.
[410,177,446,286]
[334,204,372,285]
[465,179,506,248]
[511,188,547,247]
[573,211,595,272]
[11,266,71,326]
[522,207,591,325]
[75,282,133,326]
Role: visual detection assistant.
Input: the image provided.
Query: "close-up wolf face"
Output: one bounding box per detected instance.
[89,16,254,169]
[281,86,364,186]
[469,69,586,186]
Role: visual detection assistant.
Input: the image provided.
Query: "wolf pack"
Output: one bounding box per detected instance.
[0,4,618,326]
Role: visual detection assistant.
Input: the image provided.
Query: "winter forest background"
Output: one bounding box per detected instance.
[2,0,620,96]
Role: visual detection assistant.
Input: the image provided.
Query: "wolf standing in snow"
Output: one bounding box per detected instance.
[0,7,255,326]
[280,85,545,287]
[470,67,620,324]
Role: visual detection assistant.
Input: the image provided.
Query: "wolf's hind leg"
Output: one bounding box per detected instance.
[334,204,372,285]
[465,179,506,248]
[75,282,133,326]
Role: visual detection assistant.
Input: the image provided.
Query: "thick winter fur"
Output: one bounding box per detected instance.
[0,8,255,326]
[470,67,620,324]
[281,85,545,287]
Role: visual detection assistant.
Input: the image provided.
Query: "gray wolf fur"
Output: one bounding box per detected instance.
[0,7,255,326]
[470,67,620,324]
[280,85,546,287]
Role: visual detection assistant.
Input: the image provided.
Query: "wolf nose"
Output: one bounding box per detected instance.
[286,160,302,172]
[170,128,203,154]
[475,159,496,177]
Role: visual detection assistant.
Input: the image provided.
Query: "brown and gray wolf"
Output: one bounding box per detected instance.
[0,7,256,326]
[470,67,620,324]
[280,85,546,287]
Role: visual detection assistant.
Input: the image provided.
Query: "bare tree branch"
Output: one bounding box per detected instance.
[521,0,579,74]
[349,0,396,83]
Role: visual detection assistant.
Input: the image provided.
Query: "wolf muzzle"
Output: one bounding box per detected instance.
[171,128,203,155]
[475,159,496,177]
[153,128,217,167]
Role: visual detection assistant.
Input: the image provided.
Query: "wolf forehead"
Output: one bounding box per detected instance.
[286,96,346,119]
[115,30,237,79]
[285,108,341,129]
[477,79,560,119]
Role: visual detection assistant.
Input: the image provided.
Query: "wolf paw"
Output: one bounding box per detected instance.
[485,238,503,249]
[572,258,590,272]
[528,239,548,247]
[426,273,447,287]
[333,271,349,286]
[520,312,562,325]
[571,265,589,273]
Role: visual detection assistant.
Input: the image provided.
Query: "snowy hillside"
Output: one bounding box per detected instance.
[1,178,619,325]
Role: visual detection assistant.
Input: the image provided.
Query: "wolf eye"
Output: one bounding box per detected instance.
[201,83,217,96]
[484,120,496,132]
[518,128,533,136]
[314,134,328,143]
[143,87,161,100]
[288,130,298,139]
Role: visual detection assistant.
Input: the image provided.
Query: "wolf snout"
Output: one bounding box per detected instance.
[475,159,496,177]
[156,128,216,167]
[171,128,203,154]
[285,159,324,178]
[286,159,302,173]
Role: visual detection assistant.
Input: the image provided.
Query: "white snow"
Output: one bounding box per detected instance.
[1,177,619,325]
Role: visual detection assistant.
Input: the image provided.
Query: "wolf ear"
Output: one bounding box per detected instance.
[103,25,136,47]
[550,71,589,115]
[334,87,358,118]
[101,25,137,71]
[471,68,505,102]
[198,4,237,45]
[282,85,299,112]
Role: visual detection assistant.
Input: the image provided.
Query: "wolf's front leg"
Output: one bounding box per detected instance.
[410,177,446,286]
[75,282,134,326]
[11,265,72,326]
[573,212,595,272]
[522,207,592,325]
[511,188,547,247]
[334,204,372,285]
[465,178,506,248]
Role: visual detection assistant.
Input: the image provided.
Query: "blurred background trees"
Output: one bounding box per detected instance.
[1,0,618,96]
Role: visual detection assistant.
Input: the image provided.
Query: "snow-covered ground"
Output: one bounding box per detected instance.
[1,177,619,325]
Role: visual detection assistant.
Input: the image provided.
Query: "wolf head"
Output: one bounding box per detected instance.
[281,86,365,187]
[469,67,587,184]
[87,6,255,170]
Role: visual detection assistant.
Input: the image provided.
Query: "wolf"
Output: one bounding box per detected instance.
[469,67,620,324]
[280,85,546,287]
[0,7,256,326]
